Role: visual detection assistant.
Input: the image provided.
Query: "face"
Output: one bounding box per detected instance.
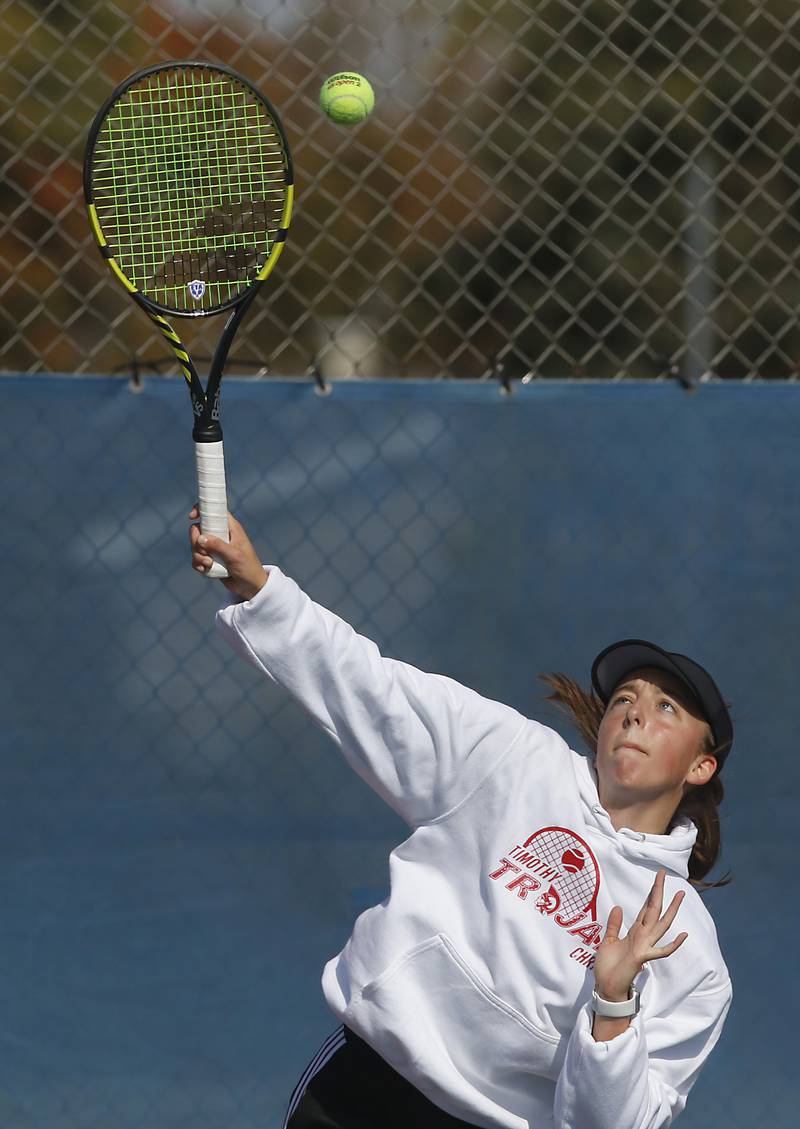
[595,666,717,809]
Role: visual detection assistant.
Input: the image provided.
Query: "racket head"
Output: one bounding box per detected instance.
[84,60,293,318]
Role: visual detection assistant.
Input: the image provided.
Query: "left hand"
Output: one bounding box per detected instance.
[593,869,688,1001]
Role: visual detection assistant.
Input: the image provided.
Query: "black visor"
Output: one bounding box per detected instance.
[591,639,733,763]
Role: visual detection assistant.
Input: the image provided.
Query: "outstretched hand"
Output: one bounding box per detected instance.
[594,869,687,1002]
[189,506,268,601]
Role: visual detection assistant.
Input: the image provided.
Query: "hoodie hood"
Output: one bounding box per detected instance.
[574,750,697,879]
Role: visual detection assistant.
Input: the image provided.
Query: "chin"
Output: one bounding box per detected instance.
[605,763,650,793]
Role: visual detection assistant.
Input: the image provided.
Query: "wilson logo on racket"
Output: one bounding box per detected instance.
[188,279,206,300]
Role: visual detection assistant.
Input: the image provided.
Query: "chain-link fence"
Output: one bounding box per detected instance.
[2,374,798,1127]
[2,1,799,1125]
[4,0,800,381]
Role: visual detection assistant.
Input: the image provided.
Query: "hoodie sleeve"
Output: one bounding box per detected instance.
[553,978,732,1129]
[215,566,528,826]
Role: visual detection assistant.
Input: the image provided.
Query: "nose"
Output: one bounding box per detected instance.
[623,700,643,727]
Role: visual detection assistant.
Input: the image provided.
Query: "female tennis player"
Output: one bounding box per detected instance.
[190,509,732,1129]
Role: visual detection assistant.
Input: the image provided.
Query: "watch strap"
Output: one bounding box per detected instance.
[591,984,640,1018]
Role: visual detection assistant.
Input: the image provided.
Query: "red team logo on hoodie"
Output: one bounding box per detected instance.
[489,827,604,967]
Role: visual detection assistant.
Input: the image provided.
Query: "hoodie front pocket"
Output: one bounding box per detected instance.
[346,933,564,1122]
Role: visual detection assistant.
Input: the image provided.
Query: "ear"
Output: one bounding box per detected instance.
[686,753,717,786]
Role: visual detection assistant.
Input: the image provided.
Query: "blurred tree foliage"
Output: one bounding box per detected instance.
[2,0,800,378]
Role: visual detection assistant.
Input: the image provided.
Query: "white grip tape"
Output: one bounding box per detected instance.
[195,439,230,580]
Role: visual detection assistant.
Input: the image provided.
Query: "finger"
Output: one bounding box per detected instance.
[640,894,681,948]
[651,869,666,901]
[189,505,199,519]
[603,905,623,943]
[641,869,666,925]
[192,549,215,572]
[191,527,215,564]
[197,530,235,561]
[190,532,210,566]
[648,891,685,943]
[192,540,214,561]
[659,890,685,928]
[633,883,655,927]
[647,931,688,961]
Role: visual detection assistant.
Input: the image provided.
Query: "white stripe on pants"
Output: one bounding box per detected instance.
[283,1025,347,1128]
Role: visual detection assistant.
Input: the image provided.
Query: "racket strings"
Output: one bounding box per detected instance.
[526,828,599,920]
[91,67,288,312]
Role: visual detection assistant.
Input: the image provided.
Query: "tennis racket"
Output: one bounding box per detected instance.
[84,60,293,578]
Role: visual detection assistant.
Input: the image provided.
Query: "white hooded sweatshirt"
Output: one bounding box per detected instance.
[216,567,732,1129]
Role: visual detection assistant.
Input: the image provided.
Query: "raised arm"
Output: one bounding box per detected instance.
[190,510,528,826]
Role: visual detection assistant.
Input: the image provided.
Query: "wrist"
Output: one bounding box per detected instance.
[241,566,269,599]
[245,570,268,599]
[593,984,632,1004]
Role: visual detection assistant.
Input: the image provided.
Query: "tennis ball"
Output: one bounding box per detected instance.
[319,72,374,124]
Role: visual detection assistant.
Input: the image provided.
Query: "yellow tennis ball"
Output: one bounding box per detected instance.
[319,72,375,124]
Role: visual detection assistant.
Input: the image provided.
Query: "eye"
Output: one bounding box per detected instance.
[612,694,632,706]
[659,699,677,713]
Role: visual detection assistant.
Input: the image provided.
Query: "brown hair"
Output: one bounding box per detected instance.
[540,673,730,890]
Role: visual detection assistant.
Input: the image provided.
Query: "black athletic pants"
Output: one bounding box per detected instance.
[285,1025,481,1128]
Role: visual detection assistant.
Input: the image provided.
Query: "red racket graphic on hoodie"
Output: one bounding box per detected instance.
[522,826,600,927]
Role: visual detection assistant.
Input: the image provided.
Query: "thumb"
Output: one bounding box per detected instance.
[226,512,247,539]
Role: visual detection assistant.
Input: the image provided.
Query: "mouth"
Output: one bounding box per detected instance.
[617,742,647,755]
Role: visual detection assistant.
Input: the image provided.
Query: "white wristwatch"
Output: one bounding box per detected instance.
[591,984,640,1018]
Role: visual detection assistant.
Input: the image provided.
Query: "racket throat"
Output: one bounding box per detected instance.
[193,419,223,443]
[192,387,223,443]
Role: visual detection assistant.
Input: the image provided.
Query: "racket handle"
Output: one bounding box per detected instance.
[195,439,230,579]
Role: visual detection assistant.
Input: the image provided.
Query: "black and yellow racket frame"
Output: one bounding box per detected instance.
[84,60,294,442]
